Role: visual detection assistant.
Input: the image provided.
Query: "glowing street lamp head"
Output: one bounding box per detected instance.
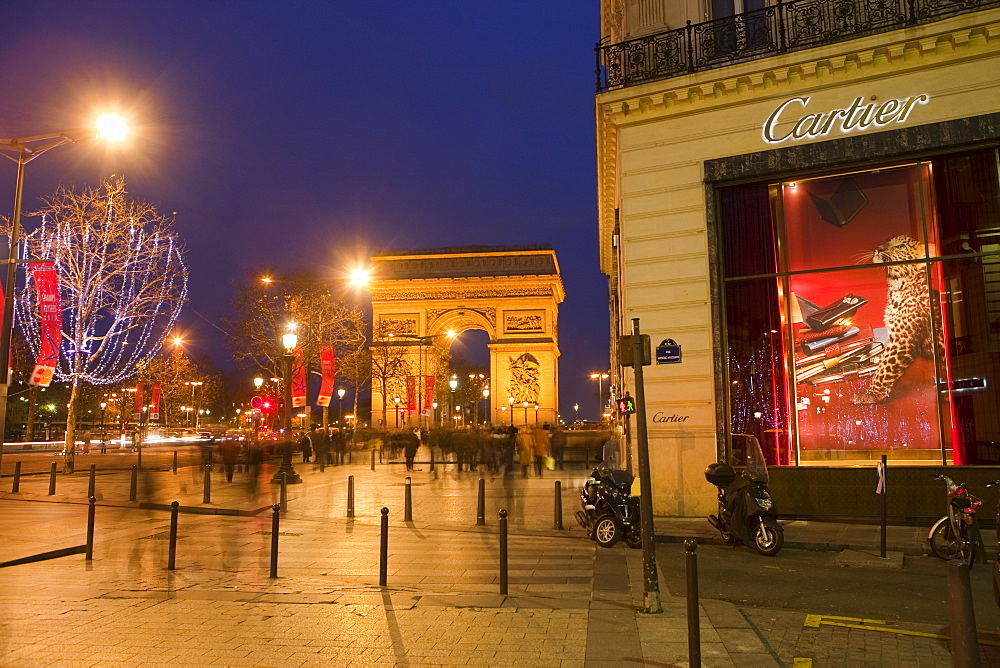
[95,113,128,142]
[349,267,370,287]
[282,332,298,351]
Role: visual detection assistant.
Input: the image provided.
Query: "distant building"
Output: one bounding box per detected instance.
[596,0,1000,516]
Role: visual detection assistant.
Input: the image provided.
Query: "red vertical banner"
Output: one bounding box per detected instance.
[29,262,61,387]
[316,347,336,407]
[423,376,435,415]
[291,347,307,407]
[406,375,416,411]
[150,382,162,420]
[133,382,145,415]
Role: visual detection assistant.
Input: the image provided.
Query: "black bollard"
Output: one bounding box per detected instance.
[554,481,563,530]
[404,476,413,522]
[173,450,178,474]
[347,475,355,518]
[685,539,701,667]
[88,464,96,499]
[11,461,20,493]
[280,472,288,514]
[137,445,142,471]
[430,447,435,472]
[167,501,179,570]
[86,496,96,560]
[129,464,138,501]
[202,464,211,504]
[499,508,508,595]
[371,448,375,471]
[476,478,486,526]
[269,503,280,578]
[48,462,57,495]
[379,507,389,587]
[947,559,980,666]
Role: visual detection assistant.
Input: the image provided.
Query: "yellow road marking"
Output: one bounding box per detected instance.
[792,659,813,667]
[803,614,1000,646]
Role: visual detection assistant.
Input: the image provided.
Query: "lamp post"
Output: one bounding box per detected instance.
[432,402,438,428]
[508,396,515,426]
[271,327,301,484]
[534,403,539,426]
[522,401,529,425]
[100,401,107,451]
[482,387,490,426]
[0,114,128,472]
[393,397,401,429]
[573,403,579,425]
[337,387,346,425]
[449,375,458,428]
[186,381,203,428]
[590,373,609,422]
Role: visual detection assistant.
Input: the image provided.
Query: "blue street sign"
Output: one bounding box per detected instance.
[656,339,681,364]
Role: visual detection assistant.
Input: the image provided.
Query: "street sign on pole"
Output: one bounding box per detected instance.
[631,318,661,613]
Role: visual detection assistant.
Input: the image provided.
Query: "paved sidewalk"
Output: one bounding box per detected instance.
[0,454,987,665]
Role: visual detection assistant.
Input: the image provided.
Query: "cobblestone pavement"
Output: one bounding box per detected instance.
[0,449,994,665]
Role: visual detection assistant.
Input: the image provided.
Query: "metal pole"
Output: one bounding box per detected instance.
[130,464,137,501]
[947,559,981,667]
[202,464,211,504]
[173,450,178,474]
[167,501,179,570]
[371,447,376,471]
[11,460,20,493]
[477,478,486,526]
[48,462,57,495]
[554,481,563,530]
[499,508,508,595]
[347,475,355,518]
[379,507,389,586]
[685,539,702,667]
[632,318,661,613]
[280,472,288,513]
[269,503,280,578]
[404,476,413,522]
[88,464,96,498]
[880,454,887,559]
[0,158,27,475]
[86,496,96,560]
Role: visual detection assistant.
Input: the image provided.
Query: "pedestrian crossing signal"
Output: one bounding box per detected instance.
[617,396,636,414]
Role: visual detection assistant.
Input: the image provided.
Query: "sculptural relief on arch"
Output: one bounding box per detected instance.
[367,246,564,429]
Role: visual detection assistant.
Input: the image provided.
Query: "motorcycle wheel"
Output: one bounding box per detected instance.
[593,514,620,548]
[624,528,642,549]
[929,518,968,562]
[753,518,783,556]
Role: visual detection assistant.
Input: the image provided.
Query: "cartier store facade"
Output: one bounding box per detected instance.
[596,3,1000,517]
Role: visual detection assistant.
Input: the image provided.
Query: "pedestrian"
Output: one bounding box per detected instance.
[300,431,312,463]
[531,423,551,476]
[517,426,534,478]
[403,429,419,471]
[81,430,92,455]
[221,437,240,482]
[601,432,620,470]
[313,427,329,470]
[550,424,567,470]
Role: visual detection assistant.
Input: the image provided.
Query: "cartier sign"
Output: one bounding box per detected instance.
[762,94,930,145]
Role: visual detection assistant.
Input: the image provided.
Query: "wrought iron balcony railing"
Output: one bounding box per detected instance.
[596,0,1000,92]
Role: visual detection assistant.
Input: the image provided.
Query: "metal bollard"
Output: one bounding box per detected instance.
[499,508,508,595]
[685,539,701,667]
[280,472,288,513]
[48,462,57,495]
[269,503,280,578]
[430,447,435,472]
[347,475,355,518]
[86,496,96,560]
[371,448,376,471]
[173,450,178,474]
[404,476,413,522]
[167,501,179,570]
[202,465,211,504]
[11,461,20,493]
[129,465,138,501]
[137,445,142,471]
[554,481,563,530]
[947,559,980,667]
[88,464,96,499]
[379,507,389,587]
[476,478,486,526]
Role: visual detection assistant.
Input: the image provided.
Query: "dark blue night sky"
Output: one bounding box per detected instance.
[1,2,607,420]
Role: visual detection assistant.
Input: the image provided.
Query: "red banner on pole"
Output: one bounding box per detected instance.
[292,347,307,407]
[150,382,162,420]
[406,376,417,411]
[423,376,435,416]
[316,347,336,407]
[28,262,61,387]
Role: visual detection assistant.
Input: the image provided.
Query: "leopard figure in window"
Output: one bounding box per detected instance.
[853,235,944,404]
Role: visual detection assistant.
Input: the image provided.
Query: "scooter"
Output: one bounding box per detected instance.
[704,434,783,556]
[928,475,984,566]
[575,466,642,549]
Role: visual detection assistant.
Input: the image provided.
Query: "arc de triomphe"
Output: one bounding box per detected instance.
[368,246,564,429]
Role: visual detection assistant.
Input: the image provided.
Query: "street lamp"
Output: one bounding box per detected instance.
[337,387,346,425]
[482,387,490,426]
[271,326,301,484]
[449,375,458,428]
[394,397,401,429]
[432,402,438,428]
[508,396,515,426]
[0,114,129,471]
[186,381,203,428]
[590,373,610,422]
[522,400,529,425]
[99,401,107,453]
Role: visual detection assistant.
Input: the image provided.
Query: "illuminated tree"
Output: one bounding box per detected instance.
[136,345,217,427]
[13,177,188,471]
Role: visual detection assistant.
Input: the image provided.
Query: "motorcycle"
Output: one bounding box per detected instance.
[989,480,1000,607]
[704,434,783,556]
[575,466,642,549]
[928,475,984,567]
